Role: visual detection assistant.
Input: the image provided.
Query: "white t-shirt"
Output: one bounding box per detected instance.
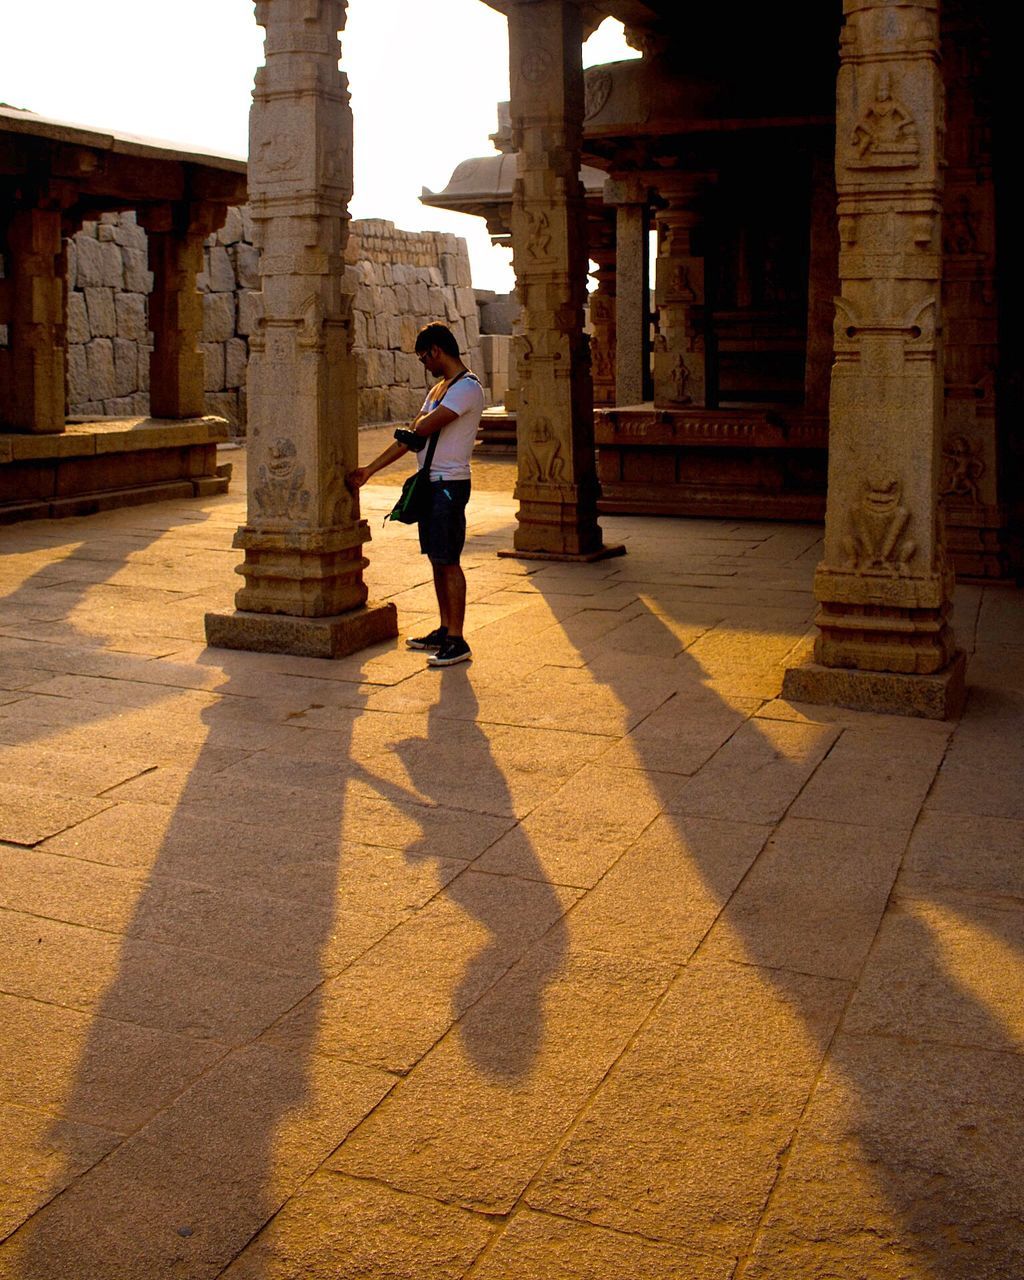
[417,373,484,482]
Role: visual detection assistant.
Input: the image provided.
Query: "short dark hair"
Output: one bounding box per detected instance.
[415,322,460,358]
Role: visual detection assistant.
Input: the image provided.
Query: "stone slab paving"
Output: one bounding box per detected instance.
[0,432,1021,1278]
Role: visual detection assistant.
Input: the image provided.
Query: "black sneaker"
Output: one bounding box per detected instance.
[406,626,447,651]
[427,636,472,667]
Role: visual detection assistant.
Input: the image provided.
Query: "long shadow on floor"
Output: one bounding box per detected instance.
[2,649,371,1279]
[1,643,569,1278]
[511,563,1024,1280]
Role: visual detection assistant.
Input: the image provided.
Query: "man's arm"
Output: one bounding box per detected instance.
[348,383,462,489]
[410,403,459,438]
[347,439,409,490]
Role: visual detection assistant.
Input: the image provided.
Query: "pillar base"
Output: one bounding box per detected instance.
[497,544,626,564]
[204,601,398,660]
[781,650,967,721]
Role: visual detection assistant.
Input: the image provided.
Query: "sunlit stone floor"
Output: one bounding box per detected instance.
[0,432,1022,1279]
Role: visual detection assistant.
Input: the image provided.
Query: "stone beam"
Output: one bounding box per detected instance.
[783,0,965,718]
[205,0,396,657]
[503,0,623,562]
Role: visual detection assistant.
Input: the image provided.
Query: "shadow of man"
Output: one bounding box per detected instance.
[389,668,569,1083]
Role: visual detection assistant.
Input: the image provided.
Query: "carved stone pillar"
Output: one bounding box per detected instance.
[587,208,616,408]
[503,0,622,561]
[652,179,713,409]
[604,179,651,406]
[142,204,212,420]
[783,0,965,718]
[0,208,65,433]
[205,0,396,658]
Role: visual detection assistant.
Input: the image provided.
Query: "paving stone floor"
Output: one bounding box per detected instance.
[0,430,1022,1279]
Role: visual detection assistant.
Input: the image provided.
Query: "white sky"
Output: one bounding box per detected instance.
[0,1,638,292]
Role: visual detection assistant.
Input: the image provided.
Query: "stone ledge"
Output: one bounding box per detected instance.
[204,602,399,659]
[781,651,968,721]
[0,476,229,525]
[0,417,229,462]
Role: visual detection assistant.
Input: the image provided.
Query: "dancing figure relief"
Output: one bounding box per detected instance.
[941,436,984,503]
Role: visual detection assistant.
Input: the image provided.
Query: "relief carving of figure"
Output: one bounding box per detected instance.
[254,438,312,520]
[257,133,297,176]
[842,472,917,574]
[591,333,613,383]
[669,264,696,300]
[525,210,552,262]
[668,354,691,404]
[850,72,920,167]
[941,435,984,503]
[522,416,566,484]
[584,68,613,120]
[298,294,325,349]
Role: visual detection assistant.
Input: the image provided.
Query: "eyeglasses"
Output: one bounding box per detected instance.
[416,348,435,364]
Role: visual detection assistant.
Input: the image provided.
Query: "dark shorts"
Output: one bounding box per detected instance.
[418,479,471,565]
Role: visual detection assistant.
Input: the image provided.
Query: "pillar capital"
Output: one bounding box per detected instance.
[602,176,654,207]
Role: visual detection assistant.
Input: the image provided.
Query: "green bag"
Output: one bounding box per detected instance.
[384,430,439,526]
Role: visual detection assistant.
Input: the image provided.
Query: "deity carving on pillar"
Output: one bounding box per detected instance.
[842,473,916,573]
[849,71,920,168]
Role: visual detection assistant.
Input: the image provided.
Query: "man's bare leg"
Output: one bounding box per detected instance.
[433,562,466,636]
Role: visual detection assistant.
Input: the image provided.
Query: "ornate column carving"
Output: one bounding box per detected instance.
[0,208,65,433]
[141,203,213,420]
[604,177,651,406]
[205,0,396,657]
[784,0,965,718]
[652,178,713,409]
[502,0,622,562]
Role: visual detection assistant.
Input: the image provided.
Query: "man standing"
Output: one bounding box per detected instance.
[348,322,484,667]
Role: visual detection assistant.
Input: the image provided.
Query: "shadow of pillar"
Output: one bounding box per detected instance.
[517,578,1024,1279]
[4,653,389,1280]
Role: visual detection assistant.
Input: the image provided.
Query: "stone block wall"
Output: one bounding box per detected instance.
[344,219,485,424]
[59,211,488,430]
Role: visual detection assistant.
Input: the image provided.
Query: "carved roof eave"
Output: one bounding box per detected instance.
[0,105,245,174]
[421,153,607,211]
[0,106,247,220]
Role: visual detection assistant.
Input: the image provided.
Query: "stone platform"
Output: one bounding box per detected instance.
[595,404,829,521]
[0,415,231,524]
[0,431,1021,1279]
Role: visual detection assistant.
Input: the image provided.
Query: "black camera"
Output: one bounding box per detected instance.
[394,428,426,451]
